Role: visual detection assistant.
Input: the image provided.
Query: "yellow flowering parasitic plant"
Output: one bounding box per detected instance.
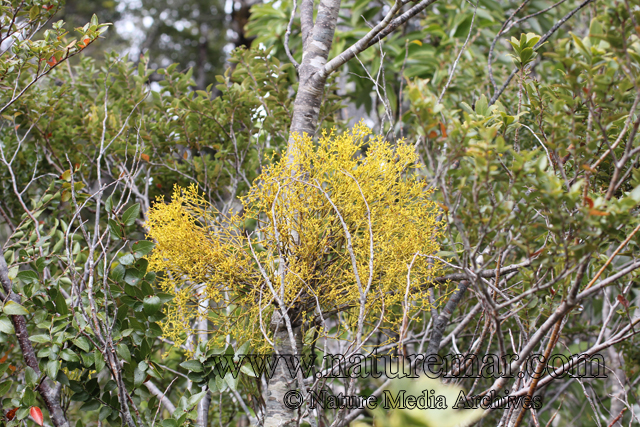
[145,123,445,351]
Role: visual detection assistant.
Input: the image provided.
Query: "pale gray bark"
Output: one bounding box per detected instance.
[196,390,211,427]
[145,380,177,415]
[604,288,626,427]
[264,313,304,427]
[197,288,211,426]
[287,0,342,148]
[265,2,341,425]
[300,0,314,49]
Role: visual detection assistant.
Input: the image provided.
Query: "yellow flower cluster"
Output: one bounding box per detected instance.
[145,122,445,351]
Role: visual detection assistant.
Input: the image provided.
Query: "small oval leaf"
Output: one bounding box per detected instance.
[30,407,44,426]
[3,301,29,316]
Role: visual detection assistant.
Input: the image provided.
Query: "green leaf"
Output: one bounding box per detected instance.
[0,316,15,334]
[214,375,225,391]
[117,343,131,363]
[460,102,474,114]
[71,390,90,402]
[73,336,91,352]
[525,33,541,48]
[110,264,126,283]
[134,367,146,387]
[240,364,257,377]
[104,195,113,213]
[436,251,456,257]
[132,259,148,274]
[23,387,36,406]
[0,380,12,395]
[35,257,46,272]
[180,360,203,372]
[519,33,527,49]
[16,406,30,421]
[124,268,144,286]
[108,219,122,240]
[46,359,60,380]
[475,94,488,116]
[3,301,29,316]
[17,270,39,284]
[452,14,473,38]
[187,371,204,383]
[132,241,155,258]
[99,405,111,421]
[225,372,237,391]
[82,351,94,368]
[208,376,219,393]
[29,5,40,20]
[143,296,161,316]
[61,349,79,362]
[571,33,588,56]
[122,204,140,227]
[509,37,520,53]
[186,390,207,409]
[57,370,70,386]
[25,366,38,386]
[141,281,154,297]
[29,335,50,344]
[520,47,534,64]
[94,351,105,372]
[55,291,68,316]
[119,253,135,266]
[80,400,101,411]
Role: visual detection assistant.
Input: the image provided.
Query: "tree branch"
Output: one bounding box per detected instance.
[362,0,439,51]
[145,380,176,415]
[425,280,471,356]
[285,0,301,69]
[431,259,532,284]
[489,0,595,106]
[323,0,403,76]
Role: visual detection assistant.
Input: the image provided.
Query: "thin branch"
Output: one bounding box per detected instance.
[146,379,177,418]
[323,0,403,76]
[437,2,477,104]
[489,0,595,106]
[285,0,301,69]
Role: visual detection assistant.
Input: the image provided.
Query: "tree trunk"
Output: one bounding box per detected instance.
[287,0,341,150]
[262,2,341,426]
[195,23,208,92]
[264,313,303,427]
[231,0,262,48]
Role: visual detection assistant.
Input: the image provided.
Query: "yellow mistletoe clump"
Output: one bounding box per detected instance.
[145,122,445,350]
